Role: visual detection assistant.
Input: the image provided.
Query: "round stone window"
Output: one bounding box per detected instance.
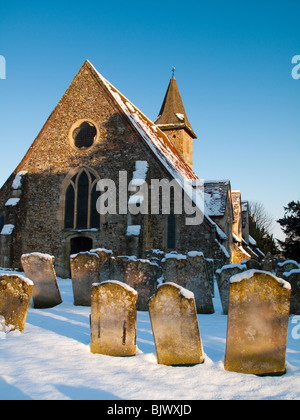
[70,120,98,150]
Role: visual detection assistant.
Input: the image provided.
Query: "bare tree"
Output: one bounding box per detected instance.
[248,201,274,235]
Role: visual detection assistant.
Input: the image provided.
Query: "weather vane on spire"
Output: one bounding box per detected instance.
[172,66,175,78]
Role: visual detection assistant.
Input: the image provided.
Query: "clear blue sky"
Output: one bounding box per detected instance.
[0,0,299,241]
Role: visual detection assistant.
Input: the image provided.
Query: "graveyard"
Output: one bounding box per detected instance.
[0,252,300,400]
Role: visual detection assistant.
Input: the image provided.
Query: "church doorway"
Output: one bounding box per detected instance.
[70,236,93,255]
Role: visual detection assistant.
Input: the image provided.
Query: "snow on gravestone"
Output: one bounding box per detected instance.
[276,260,299,278]
[216,263,247,315]
[282,269,300,315]
[148,282,205,366]
[224,270,291,376]
[70,251,100,306]
[21,252,62,308]
[0,274,33,332]
[161,252,214,314]
[100,255,161,310]
[90,281,137,357]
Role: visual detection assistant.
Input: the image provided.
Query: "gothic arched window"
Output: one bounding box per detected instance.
[64,169,100,230]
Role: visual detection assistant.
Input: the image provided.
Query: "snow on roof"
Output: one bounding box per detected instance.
[204,181,230,217]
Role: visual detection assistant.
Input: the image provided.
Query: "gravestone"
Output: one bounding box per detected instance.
[224,270,291,376]
[276,260,299,278]
[0,274,33,332]
[205,258,215,296]
[161,252,214,314]
[262,252,273,272]
[282,269,300,314]
[124,259,161,311]
[90,281,137,356]
[148,282,204,366]
[70,251,100,306]
[90,248,113,267]
[100,256,130,283]
[216,263,247,314]
[244,259,261,270]
[21,252,62,308]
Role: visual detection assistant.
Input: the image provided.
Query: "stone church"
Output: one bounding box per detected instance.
[0,61,262,277]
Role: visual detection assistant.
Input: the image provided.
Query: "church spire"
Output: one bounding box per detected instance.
[155,70,196,168]
[155,71,196,139]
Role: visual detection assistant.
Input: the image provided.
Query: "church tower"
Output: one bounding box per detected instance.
[155,70,197,168]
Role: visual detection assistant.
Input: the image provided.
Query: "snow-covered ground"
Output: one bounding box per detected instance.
[0,268,299,400]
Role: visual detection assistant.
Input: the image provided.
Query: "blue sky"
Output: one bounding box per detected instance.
[0,0,299,241]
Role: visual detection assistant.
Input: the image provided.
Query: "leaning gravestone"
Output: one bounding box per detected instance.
[276,260,299,278]
[21,252,62,308]
[224,270,291,376]
[216,263,247,314]
[90,281,137,356]
[70,252,100,306]
[161,252,214,314]
[148,282,205,366]
[0,274,33,332]
[282,269,300,315]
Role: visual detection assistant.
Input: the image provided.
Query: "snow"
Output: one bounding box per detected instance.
[11,171,28,190]
[0,267,299,400]
[94,280,138,295]
[22,252,55,262]
[0,224,15,235]
[5,198,20,207]
[131,161,149,187]
[159,282,195,300]
[278,260,300,268]
[126,225,141,237]
[230,269,292,290]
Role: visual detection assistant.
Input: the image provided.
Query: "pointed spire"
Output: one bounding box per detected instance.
[155,71,196,139]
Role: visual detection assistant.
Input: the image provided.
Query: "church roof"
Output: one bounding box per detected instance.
[204,180,231,217]
[87,61,228,240]
[87,61,198,183]
[155,74,197,139]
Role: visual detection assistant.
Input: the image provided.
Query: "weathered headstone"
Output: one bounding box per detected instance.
[244,259,262,270]
[216,263,247,314]
[100,256,130,283]
[224,270,291,376]
[161,251,214,314]
[276,260,299,278]
[282,269,300,315]
[205,258,215,296]
[21,252,62,308]
[262,252,274,272]
[0,274,33,332]
[70,252,100,306]
[148,282,204,366]
[90,248,113,266]
[90,281,137,356]
[124,259,161,311]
